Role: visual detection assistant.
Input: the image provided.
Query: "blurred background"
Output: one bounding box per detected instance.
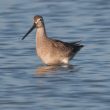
[0,0,110,110]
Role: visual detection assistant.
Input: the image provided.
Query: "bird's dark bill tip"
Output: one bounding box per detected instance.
[21,23,36,40]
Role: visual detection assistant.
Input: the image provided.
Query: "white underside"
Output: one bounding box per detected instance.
[62,58,69,64]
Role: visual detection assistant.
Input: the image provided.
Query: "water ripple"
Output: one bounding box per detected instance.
[0,0,110,110]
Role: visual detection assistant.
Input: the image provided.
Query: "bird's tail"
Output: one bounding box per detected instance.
[72,41,84,53]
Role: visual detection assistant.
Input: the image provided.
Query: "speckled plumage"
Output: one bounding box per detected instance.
[22,15,84,65]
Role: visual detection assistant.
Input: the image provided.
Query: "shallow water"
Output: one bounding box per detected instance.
[0,0,110,110]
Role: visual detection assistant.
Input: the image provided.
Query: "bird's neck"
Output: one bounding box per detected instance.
[36,24,47,38]
[36,25,48,48]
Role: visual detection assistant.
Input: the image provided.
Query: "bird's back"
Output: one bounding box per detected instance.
[50,39,83,57]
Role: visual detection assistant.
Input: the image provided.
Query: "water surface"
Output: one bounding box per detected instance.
[0,0,110,110]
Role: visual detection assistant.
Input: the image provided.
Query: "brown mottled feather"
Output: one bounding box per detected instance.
[49,39,83,57]
[22,15,84,65]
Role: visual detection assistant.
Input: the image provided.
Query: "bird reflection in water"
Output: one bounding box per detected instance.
[36,65,74,75]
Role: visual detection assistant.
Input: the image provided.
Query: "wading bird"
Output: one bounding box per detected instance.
[22,15,83,65]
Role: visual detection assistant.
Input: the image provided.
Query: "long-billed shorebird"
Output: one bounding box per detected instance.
[22,15,84,65]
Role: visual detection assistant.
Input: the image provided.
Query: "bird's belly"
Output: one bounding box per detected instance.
[38,54,69,65]
[43,58,69,65]
[36,48,69,65]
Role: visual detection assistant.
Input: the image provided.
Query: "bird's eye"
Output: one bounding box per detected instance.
[35,18,43,24]
[40,19,42,21]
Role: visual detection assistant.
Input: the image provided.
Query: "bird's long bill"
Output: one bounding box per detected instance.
[22,23,36,40]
